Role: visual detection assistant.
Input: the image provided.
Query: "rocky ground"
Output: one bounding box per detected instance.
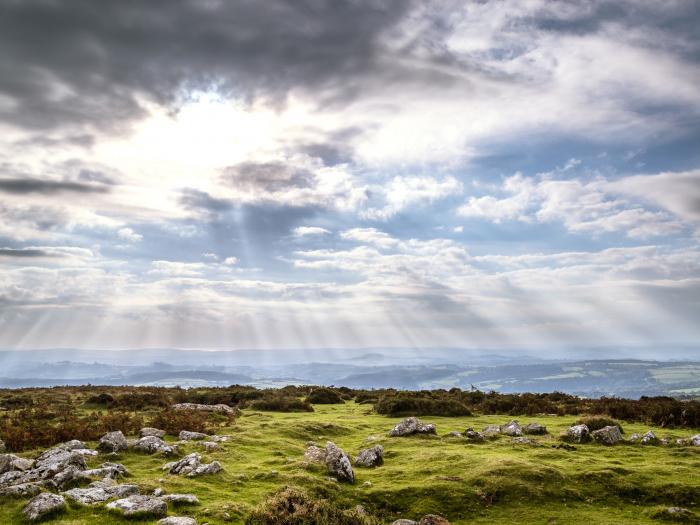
[0,402,699,524]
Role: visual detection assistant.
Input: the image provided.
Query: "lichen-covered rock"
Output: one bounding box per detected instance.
[190,461,222,476]
[325,442,354,483]
[179,430,208,441]
[523,423,548,435]
[392,520,419,525]
[511,437,533,445]
[629,433,640,443]
[640,430,658,445]
[158,518,197,525]
[140,427,166,438]
[133,436,175,455]
[199,441,220,452]
[500,420,523,436]
[565,424,590,443]
[106,495,167,518]
[482,424,501,437]
[355,445,383,467]
[0,454,34,474]
[419,515,451,525]
[159,493,199,504]
[388,417,437,437]
[591,425,623,445]
[166,453,222,477]
[98,431,128,453]
[0,482,42,497]
[63,483,140,505]
[691,434,700,446]
[464,428,485,443]
[171,403,238,415]
[303,445,326,463]
[23,493,66,522]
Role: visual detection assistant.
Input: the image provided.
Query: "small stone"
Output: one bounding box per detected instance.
[565,424,590,444]
[23,493,66,522]
[690,434,700,446]
[133,436,176,455]
[464,428,484,443]
[640,430,658,445]
[523,423,548,435]
[159,493,200,505]
[389,417,437,437]
[98,431,128,453]
[179,430,208,441]
[106,495,167,518]
[511,437,532,445]
[591,425,623,445]
[500,420,522,436]
[325,441,354,483]
[158,517,197,525]
[355,445,384,467]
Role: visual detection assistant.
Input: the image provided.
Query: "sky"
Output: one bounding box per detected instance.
[0,0,699,353]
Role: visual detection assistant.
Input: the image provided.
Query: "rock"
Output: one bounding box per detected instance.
[355,445,384,467]
[106,495,167,518]
[511,437,533,445]
[304,445,327,463]
[640,430,658,445]
[362,481,372,487]
[0,454,34,474]
[133,436,176,455]
[171,403,238,415]
[419,515,450,525]
[500,420,523,436]
[392,520,419,525]
[140,427,166,438]
[691,434,700,446]
[591,425,623,445]
[0,439,5,453]
[58,440,89,451]
[23,493,66,522]
[389,417,437,437]
[464,428,484,443]
[179,430,208,441]
[0,482,42,497]
[159,518,197,525]
[482,424,501,437]
[159,493,200,505]
[676,438,688,446]
[445,431,462,438]
[355,504,368,515]
[167,453,222,477]
[153,487,165,497]
[199,441,220,452]
[629,433,640,443]
[98,431,128,453]
[565,424,590,443]
[663,507,694,519]
[63,483,140,505]
[207,435,231,443]
[523,423,548,435]
[325,442,354,483]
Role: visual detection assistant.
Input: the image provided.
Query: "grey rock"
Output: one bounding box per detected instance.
[691,434,700,446]
[0,454,34,474]
[566,424,590,443]
[171,403,238,415]
[63,483,140,505]
[500,420,523,436]
[133,436,176,455]
[389,417,437,437]
[179,430,208,441]
[23,493,66,522]
[482,424,501,437]
[159,493,200,504]
[190,461,222,477]
[464,428,484,443]
[445,431,462,438]
[392,520,419,525]
[207,434,231,443]
[140,427,166,438]
[0,482,42,497]
[153,487,165,497]
[419,515,450,525]
[325,442,354,483]
[591,425,623,445]
[523,423,548,435]
[106,495,167,517]
[199,441,220,452]
[640,430,658,445]
[159,518,197,525]
[511,437,533,445]
[98,431,128,453]
[355,445,384,467]
[304,445,327,463]
[629,433,640,442]
[167,453,222,477]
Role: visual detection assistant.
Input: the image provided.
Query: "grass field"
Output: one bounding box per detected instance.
[1,401,699,524]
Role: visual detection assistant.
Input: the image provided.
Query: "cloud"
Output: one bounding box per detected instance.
[0,178,109,195]
[0,248,53,258]
[223,256,238,266]
[117,227,142,243]
[293,226,331,237]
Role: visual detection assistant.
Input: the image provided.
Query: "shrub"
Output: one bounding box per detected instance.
[307,388,344,404]
[375,393,472,417]
[248,397,313,413]
[245,486,378,525]
[150,409,214,435]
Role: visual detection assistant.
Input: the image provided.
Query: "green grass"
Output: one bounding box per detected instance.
[1,402,699,524]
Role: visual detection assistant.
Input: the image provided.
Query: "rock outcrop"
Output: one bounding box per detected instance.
[565,424,590,443]
[591,425,623,445]
[500,420,523,436]
[389,417,437,437]
[106,495,167,518]
[62,483,139,505]
[98,431,128,453]
[355,445,383,467]
[23,493,66,522]
[325,442,354,483]
[165,453,222,477]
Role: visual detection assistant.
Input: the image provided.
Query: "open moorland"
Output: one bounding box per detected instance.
[0,386,698,524]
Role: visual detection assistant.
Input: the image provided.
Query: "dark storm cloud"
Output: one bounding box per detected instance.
[0,178,109,195]
[222,162,315,192]
[0,247,53,258]
[179,189,233,216]
[0,0,414,132]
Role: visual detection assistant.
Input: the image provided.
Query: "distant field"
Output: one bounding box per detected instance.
[1,400,699,524]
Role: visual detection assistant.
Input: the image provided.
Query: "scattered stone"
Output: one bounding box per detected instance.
[0,454,34,474]
[565,424,590,444]
[23,493,66,522]
[629,433,640,443]
[62,483,140,505]
[355,504,368,515]
[392,520,419,525]
[511,437,533,445]
[159,493,200,505]
[500,420,523,436]
[153,487,165,497]
[171,403,238,415]
[304,445,327,463]
[362,481,373,488]
[482,424,501,437]
[140,427,166,438]
[464,428,485,443]
[167,453,222,477]
[133,436,176,455]
[389,417,437,437]
[445,431,462,438]
[98,431,128,453]
[690,434,700,446]
[660,438,669,446]
[179,430,208,441]
[106,495,167,518]
[591,425,623,445]
[325,442,354,483]
[663,507,694,518]
[0,482,42,497]
[355,445,384,467]
[207,435,231,443]
[676,438,688,446]
[158,518,197,525]
[640,430,658,445]
[419,515,450,525]
[200,441,221,452]
[523,423,548,435]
